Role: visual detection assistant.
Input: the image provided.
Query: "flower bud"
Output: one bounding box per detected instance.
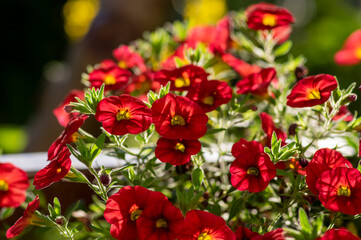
[55,216,65,225]
[98,171,112,186]
[64,105,75,113]
[288,123,298,136]
[295,66,308,81]
[348,94,357,103]
[251,105,258,111]
[298,158,309,168]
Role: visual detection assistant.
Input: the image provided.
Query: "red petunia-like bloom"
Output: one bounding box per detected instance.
[177,210,236,240]
[152,93,208,140]
[136,198,184,240]
[113,45,147,72]
[305,148,352,195]
[153,65,208,92]
[245,3,295,30]
[221,53,261,78]
[53,89,84,127]
[6,196,41,238]
[104,186,168,240]
[48,114,88,160]
[95,94,152,136]
[0,163,29,208]
[88,65,132,91]
[334,29,361,66]
[286,74,338,108]
[155,137,201,166]
[260,112,287,147]
[317,228,360,240]
[186,80,233,113]
[230,139,276,192]
[34,148,72,190]
[316,167,361,215]
[236,68,277,97]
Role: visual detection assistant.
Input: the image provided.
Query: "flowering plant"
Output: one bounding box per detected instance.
[2,2,361,240]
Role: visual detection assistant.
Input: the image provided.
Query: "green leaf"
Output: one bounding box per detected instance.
[65,200,80,220]
[192,167,204,190]
[136,134,146,145]
[205,128,227,136]
[299,208,312,236]
[228,198,243,221]
[90,133,106,162]
[53,197,61,216]
[48,203,56,219]
[312,213,324,239]
[0,207,15,220]
[274,40,293,57]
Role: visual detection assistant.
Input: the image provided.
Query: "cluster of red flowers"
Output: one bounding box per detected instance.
[306,148,361,215]
[104,186,236,240]
[5,1,361,240]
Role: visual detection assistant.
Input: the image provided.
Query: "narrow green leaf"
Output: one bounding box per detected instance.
[53,197,61,216]
[90,133,106,162]
[205,128,227,136]
[299,208,312,235]
[65,200,80,220]
[192,168,204,190]
[274,40,292,57]
[357,160,361,173]
[0,207,15,220]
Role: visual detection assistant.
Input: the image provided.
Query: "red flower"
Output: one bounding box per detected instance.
[316,167,361,215]
[221,53,261,78]
[236,68,277,97]
[318,228,360,240]
[0,163,29,208]
[153,65,208,92]
[34,148,72,190]
[88,65,132,91]
[230,139,276,192]
[256,229,286,240]
[332,105,353,122]
[270,25,292,44]
[136,198,184,240]
[245,3,295,30]
[177,210,236,240]
[235,226,260,240]
[6,196,41,238]
[104,186,168,240]
[95,94,152,136]
[53,90,84,127]
[259,112,287,146]
[286,74,338,108]
[113,45,147,72]
[305,148,352,195]
[152,93,208,140]
[334,29,361,66]
[186,80,233,112]
[48,114,88,160]
[155,137,201,166]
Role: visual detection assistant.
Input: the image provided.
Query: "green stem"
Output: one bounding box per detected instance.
[89,167,108,201]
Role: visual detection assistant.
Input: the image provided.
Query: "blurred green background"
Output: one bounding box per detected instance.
[1,0,360,154]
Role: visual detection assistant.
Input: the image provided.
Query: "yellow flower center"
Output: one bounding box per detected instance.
[174,72,191,88]
[171,115,186,126]
[156,218,168,228]
[175,142,186,152]
[356,47,361,59]
[247,167,259,176]
[307,89,321,100]
[70,132,82,143]
[202,96,214,106]
[198,232,212,240]
[262,14,277,27]
[130,209,142,221]
[104,75,116,85]
[56,168,62,174]
[0,179,9,192]
[337,186,351,197]
[116,109,131,121]
[118,61,128,69]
